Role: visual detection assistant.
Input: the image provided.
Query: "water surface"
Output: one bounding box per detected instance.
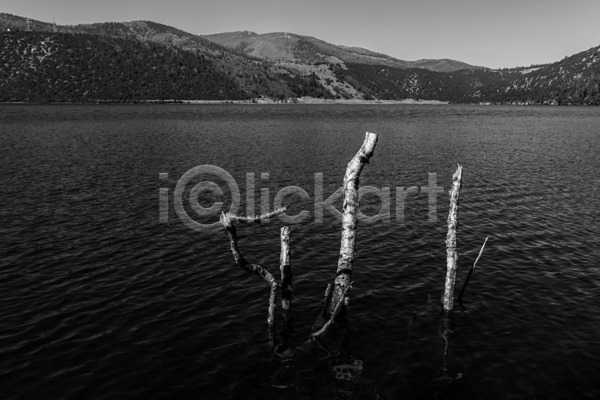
[1,104,600,399]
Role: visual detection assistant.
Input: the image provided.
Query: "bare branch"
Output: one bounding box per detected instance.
[225,206,287,225]
[220,211,281,329]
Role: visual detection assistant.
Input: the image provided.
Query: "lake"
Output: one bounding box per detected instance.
[1,103,600,399]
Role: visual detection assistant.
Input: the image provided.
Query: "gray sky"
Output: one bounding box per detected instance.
[3,0,600,68]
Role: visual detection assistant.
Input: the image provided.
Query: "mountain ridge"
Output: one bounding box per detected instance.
[1,12,599,104]
[203,30,480,72]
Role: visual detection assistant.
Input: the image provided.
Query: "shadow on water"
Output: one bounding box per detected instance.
[428,313,469,400]
[402,295,473,400]
[232,310,381,400]
[232,293,486,400]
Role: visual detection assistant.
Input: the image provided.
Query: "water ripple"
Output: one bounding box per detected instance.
[1,104,600,399]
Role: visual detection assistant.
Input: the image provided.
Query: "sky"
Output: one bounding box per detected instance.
[3,0,600,69]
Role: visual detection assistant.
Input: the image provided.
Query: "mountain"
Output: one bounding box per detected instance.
[486,46,600,105]
[1,12,599,104]
[0,13,332,101]
[411,58,480,73]
[203,31,479,72]
[333,44,600,105]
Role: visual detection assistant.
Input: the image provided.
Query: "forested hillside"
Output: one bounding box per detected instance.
[488,45,600,105]
[331,64,517,102]
[334,46,600,105]
[0,31,246,102]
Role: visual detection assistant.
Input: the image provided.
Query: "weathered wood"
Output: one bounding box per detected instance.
[457,235,489,304]
[442,164,463,313]
[330,132,378,314]
[220,208,287,329]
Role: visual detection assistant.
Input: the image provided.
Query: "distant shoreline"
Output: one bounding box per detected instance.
[184,97,450,105]
[0,97,576,106]
[0,98,451,105]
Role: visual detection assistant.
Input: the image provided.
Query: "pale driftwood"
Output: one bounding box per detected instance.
[442,164,463,313]
[279,226,292,316]
[329,132,378,314]
[457,235,489,304]
[220,208,287,329]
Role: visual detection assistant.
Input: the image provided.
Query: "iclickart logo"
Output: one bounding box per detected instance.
[159,165,445,233]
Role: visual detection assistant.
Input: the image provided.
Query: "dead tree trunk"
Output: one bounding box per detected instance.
[330,132,378,313]
[280,226,292,316]
[277,226,295,356]
[442,164,463,314]
[312,132,378,338]
[220,132,378,348]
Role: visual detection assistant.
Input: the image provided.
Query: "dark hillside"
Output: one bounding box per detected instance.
[0,31,247,102]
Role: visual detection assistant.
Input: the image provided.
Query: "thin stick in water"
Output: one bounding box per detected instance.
[457,235,489,304]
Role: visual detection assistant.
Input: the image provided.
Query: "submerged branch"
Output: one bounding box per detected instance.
[311,284,351,339]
